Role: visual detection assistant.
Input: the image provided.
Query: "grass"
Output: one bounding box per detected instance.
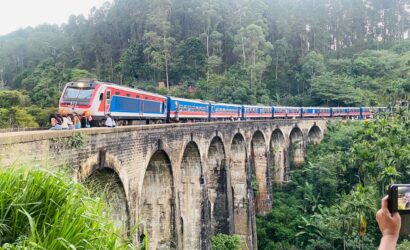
[0,167,135,249]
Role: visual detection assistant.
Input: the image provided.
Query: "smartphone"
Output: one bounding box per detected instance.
[388,184,410,214]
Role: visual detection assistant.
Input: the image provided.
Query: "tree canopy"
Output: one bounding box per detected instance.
[0,0,409,128]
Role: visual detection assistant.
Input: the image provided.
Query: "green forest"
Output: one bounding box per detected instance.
[0,0,409,128]
[257,111,410,249]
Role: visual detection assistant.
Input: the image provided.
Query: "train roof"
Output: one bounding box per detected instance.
[168,96,209,104]
[99,81,167,99]
[243,104,272,108]
[68,80,167,99]
[211,102,242,107]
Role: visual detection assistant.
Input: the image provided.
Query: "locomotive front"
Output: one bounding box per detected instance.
[59,80,101,118]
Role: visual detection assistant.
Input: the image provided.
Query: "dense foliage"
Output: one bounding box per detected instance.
[0,0,409,129]
[211,234,244,250]
[257,111,410,249]
[0,167,133,249]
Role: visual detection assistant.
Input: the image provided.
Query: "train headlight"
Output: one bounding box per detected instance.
[77,82,85,88]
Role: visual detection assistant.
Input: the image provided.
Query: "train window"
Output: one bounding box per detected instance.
[106,91,111,100]
[115,91,120,95]
[126,93,131,97]
[99,93,103,101]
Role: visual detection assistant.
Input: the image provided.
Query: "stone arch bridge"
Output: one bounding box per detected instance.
[0,119,327,249]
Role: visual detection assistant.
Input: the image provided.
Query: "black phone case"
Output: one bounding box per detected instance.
[388,184,410,214]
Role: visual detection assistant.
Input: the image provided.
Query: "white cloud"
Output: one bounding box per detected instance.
[0,0,112,36]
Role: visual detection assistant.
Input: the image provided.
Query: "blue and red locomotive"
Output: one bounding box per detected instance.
[58,79,382,125]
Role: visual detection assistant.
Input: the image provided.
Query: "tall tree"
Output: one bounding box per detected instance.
[144,0,175,89]
[234,24,273,87]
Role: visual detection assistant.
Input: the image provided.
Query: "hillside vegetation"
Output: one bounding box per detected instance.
[0,0,409,128]
[257,111,410,249]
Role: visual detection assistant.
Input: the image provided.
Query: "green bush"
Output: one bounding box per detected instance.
[0,167,132,249]
[211,234,243,250]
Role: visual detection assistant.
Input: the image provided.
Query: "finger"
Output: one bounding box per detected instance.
[392,212,401,220]
[381,196,388,209]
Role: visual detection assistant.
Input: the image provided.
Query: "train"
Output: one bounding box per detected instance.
[58,79,384,126]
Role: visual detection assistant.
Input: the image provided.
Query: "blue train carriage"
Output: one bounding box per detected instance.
[275,106,301,118]
[331,107,360,118]
[272,106,287,118]
[242,105,272,120]
[210,103,242,121]
[331,107,347,117]
[302,107,332,118]
[167,96,210,122]
[347,107,360,117]
[109,88,167,123]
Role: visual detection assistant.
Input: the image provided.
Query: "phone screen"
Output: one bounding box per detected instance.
[398,186,410,210]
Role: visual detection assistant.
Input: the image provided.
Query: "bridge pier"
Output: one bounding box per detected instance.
[179,142,203,249]
[140,150,176,250]
[289,126,305,166]
[270,129,286,183]
[230,133,250,247]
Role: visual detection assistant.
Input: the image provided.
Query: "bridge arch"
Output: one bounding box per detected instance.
[251,130,269,215]
[289,127,304,167]
[270,128,286,183]
[308,125,323,144]
[79,152,130,236]
[230,133,248,237]
[179,141,203,249]
[140,150,176,250]
[206,136,229,235]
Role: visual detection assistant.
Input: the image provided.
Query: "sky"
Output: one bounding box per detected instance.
[0,0,112,36]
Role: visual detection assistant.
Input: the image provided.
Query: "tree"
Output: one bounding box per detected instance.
[234,24,273,87]
[144,0,175,88]
[301,51,326,93]
[0,90,30,108]
[273,39,288,81]
[198,0,224,79]
[310,73,365,106]
[118,42,148,83]
[174,37,207,83]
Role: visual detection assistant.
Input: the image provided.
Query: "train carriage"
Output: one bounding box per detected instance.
[273,106,286,117]
[360,107,373,119]
[331,107,361,117]
[302,107,331,117]
[275,106,302,118]
[331,107,348,117]
[210,103,242,120]
[243,105,272,119]
[166,96,209,121]
[347,107,361,116]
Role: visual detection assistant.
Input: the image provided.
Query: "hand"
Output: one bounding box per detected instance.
[376,196,401,250]
[376,196,401,238]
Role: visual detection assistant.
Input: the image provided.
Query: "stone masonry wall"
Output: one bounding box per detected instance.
[0,119,327,250]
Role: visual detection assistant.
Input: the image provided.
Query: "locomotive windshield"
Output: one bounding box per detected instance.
[63,87,94,100]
